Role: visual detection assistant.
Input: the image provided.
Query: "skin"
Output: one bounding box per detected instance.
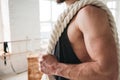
[39,0,119,80]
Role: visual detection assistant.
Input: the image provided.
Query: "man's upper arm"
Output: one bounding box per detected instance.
[76,5,118,72]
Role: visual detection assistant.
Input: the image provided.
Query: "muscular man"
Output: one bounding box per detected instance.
[39,0,119,80]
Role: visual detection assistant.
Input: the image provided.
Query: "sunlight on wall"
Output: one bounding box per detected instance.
[1,0,11,41]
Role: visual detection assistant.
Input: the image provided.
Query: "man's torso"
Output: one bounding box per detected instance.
[67,15,91,63]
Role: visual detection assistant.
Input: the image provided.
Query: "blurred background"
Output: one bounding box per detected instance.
[0,0,120,80]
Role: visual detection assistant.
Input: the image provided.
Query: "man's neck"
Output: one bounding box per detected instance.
[65,0,78,6]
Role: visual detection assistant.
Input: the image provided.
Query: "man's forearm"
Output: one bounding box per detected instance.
[54,62,113,80]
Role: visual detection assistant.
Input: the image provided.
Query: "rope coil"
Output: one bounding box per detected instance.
[42,0,120,80]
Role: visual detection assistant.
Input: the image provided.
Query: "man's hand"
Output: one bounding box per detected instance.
[39,54,58,75]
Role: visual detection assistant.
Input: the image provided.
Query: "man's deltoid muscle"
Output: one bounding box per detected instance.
[40,0,119,80]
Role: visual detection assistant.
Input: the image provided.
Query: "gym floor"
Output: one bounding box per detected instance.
[0,72,27,80]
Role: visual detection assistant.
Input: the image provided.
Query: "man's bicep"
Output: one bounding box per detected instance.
[84,34,117,62]
[77,6,118,70]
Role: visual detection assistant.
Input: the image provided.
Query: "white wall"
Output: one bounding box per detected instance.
[8,0,40,73]
[9,0,40,53]
[9,0,40,40]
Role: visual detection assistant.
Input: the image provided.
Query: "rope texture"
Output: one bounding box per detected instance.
[42,0,120,80]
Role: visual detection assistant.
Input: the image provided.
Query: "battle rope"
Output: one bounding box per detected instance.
[42,0,120,80]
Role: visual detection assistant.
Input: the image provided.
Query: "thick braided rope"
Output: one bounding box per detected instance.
[42,0,120,80]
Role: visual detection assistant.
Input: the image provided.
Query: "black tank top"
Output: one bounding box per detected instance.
[54,24,81,80]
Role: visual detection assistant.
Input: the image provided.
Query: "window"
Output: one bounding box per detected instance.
[39,0,120,43]
[106,0,117,21]
[105,0,120,38]
[39,0,66,47]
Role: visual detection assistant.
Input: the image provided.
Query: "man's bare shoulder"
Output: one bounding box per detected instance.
[75,5,110,34]
[77,5,108,19]
[76,5,109,24]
